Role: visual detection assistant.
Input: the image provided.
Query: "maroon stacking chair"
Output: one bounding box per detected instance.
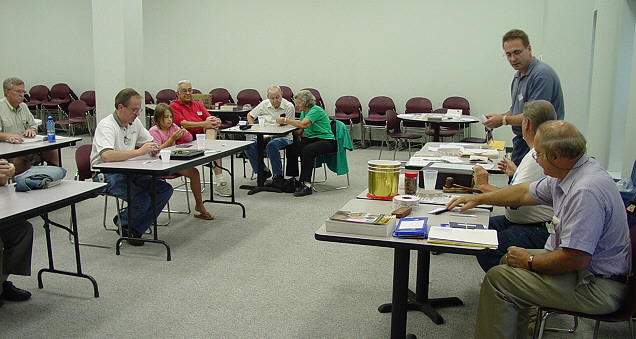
[192,89,202,94]
[156,89,176,104]
[425,108,459,140]
[403,97,433,136]
[533,225,636,339]
[379,110,423,160]
[56,100,91,136]
[363,96,396,147]
[279,86,294,104]
[442,96,471,138]
[42,83,74,118]
[332,96,362,147]
[301,88,325,109]
[25,85,50,119]
[80,91,96,111]
[145,91,155,104]
[209,88,235,104]
[236,89,262,107]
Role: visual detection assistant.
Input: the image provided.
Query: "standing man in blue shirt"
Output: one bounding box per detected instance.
[484,29,564,166]
[447,121,630,338]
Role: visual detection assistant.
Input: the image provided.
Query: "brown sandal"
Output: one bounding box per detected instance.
[194,212,214,220]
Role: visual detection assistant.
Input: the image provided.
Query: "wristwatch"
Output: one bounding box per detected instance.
[501,115,508,125]
[527,254,535,271]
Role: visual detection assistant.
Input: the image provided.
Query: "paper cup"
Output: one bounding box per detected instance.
[196,133,206,150]
[424,170,438,190]
[258,119,265,127]
[160,150,171,164]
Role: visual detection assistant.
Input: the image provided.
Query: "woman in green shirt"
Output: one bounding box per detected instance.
[275,90,336,197]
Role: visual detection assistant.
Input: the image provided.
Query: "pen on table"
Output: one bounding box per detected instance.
[143,159,158,164]
[450,213,477,218]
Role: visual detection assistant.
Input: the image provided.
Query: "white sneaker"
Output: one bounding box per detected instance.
[214,180,231,197]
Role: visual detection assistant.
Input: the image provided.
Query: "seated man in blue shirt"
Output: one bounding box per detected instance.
[447,121,630,338]
[0,159,33,308]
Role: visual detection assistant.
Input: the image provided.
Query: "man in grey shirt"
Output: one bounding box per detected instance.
[448,121,630,338]
[0,77,59,174]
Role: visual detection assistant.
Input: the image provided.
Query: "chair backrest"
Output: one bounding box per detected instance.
[156,89,176,104]
[192,89,202,94]
[405,97,432,113]
[236,89,262,107]
[67,100,88,119]
[302,88,325,108]
[368,96,396,117]
[50,83,72,101]
[385,109,401,133]
[145,91,155,104]
[442,96,470,115]
[334,96,362,118]
[279,86,294,103]
[209,88,235,104]
[80,91,96,108]
[75,144,93,181]
[28,85,49,102]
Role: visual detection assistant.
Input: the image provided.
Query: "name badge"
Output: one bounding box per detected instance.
[546,216,560,234]
[197,111,203,116]
[517,93,523,102]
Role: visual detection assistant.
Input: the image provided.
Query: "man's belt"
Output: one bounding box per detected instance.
[594,274,628,284]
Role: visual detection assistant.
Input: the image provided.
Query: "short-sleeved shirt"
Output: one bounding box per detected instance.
[170,100,211,135]
[529,156,630,276]
[90,112,154,168]
[510,58,564,137]
[148,123,193,146]
[0,98,37,134]
[505,148,553,224]
[248,99,296,140]
[299,105,335,140]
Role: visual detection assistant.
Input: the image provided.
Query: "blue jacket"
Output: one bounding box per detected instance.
[14,166,67,192]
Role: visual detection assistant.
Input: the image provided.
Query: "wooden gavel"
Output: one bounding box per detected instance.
[444,177,482,194]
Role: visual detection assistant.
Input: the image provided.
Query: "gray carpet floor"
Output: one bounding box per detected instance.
[0,135,630,338]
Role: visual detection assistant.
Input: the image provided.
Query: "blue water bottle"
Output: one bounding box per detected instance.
[46,116,55,143]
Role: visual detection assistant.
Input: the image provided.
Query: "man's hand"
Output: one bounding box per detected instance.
[497,157,517,177]
[3,133,24,144]
[139,142,160,156]
[473,165,489,188]
[0,159,15,177]
[22,129,36,138]
[483,114,505,129]
[445,195,480,212]
[204,116,221,130]
[275,117,286,125]
[506,246,531,269]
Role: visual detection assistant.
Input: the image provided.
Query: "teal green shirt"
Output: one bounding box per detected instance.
[299,105,334,140]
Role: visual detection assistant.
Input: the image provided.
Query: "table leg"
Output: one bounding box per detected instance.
[378,250,463,325]
[37,209,100,298]
[385,248,417,339]
[432,123,441,142]
[203,154,247,217]
[240,134,282,194]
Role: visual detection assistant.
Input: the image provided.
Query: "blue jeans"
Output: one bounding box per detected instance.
[476,215,550,273]
[245,137,292,176]
[94,173,173,234]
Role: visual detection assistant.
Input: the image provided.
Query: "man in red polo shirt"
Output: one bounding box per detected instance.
[170,80,230,197]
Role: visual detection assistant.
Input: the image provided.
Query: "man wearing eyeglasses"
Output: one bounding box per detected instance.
[483,29,564,167]
[0,77,59,174]
[170,80,230,197]
[472,100,556,273]
[90,88,173,246]
[447,121,629,338]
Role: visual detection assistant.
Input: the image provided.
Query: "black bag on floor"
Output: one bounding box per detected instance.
[281,178,298,193]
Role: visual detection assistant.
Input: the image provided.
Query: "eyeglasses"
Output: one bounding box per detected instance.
[504,48,526,58]
[532,151,546,160]
[11,89,26,95]
[127,106,143,114]
[179,88,193,94]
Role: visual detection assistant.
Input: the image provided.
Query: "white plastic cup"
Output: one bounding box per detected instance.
[238,120,247,126]
[258,119,265,127]
[424,170,438,190]
[160,149,171,164]
[196,133,206,150]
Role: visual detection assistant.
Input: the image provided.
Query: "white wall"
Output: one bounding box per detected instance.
[1,0,634,175]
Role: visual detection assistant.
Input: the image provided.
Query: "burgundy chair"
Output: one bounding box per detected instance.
[236,89,262,107]
[192,89,202,94]
[533,225,636,339]
[363,96,396,147]
[301,88,325,109]
[279,86,294,104]
[425,108,459,140]
[209,88,235,104]
[42,83,73,118]
[332,96,362,147]
[403,97,433,134]
[379,110,423,160]
[442,96,471,138]
[156,89,176,105]
[145,91,155,104]
[25,85,50,118]
[56,100,90,136]
[80,91,96,111]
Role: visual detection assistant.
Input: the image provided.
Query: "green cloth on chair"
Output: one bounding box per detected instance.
[315,119,353,175]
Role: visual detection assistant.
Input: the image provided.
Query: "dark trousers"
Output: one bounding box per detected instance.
[511,135,530,167]
[0,220,33,294]
[476,215,550,272]
[285,138,337,183]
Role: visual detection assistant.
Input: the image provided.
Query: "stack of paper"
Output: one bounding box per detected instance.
[427,226,498,248]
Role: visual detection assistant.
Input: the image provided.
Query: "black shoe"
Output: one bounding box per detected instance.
[271,175,284,189]
[263,169,272,180]
[294,185,313,197]
[0,299,3,308]
[1,281,31,301]
[116,226,144,247]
